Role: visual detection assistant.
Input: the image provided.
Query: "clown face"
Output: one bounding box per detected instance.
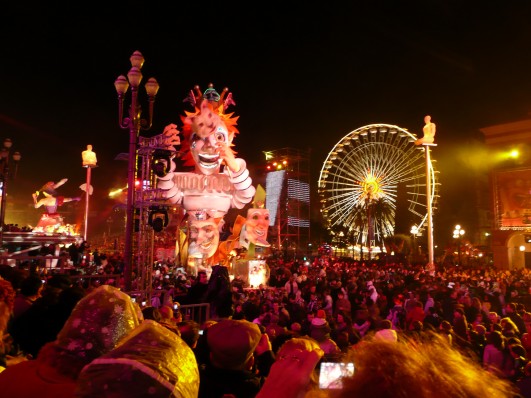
[244,208,270,247]
[189,217,220,259]
[190,124,231,175]
[187,101,233,176]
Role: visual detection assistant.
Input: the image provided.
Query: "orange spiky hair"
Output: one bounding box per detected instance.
[180,84,239,167]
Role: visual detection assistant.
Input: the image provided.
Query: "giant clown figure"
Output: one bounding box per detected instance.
[155,84,256,270]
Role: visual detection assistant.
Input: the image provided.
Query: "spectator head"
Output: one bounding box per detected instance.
[291,322,302,333]
[393,294,404,306]
[177,320,201,349]
[375,319,397,342]
[310,315,332,343]
[440,321,453,333]
[142,306,162,322]
[375,328,398,342]
[378,319,392,330]
[509,343,527,359]
[487,330,505,350]
[454,307,465,317]
[337,333,518,398]
[506,302,517,313]
[412,321,424,331]
[501,317,520,335]
[197,271,208,284]
[20,275,43,297]
[207,319,261,370]
[77,320,199,398]
[38,285,142,379]
[160,305,174,321]
[489,311,500,324]
[474,324,487,336]
[41,274,72,300]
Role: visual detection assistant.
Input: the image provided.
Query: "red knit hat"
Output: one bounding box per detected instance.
[317,309,326,319]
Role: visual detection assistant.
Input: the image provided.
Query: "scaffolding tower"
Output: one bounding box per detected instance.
[264,148,311,257]
[131,136,178,301]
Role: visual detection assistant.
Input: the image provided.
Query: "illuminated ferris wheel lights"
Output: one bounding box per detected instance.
[319,123,438,250]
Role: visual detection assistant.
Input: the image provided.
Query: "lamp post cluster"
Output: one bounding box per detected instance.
[453,224,465,266]
[115,51,160,292]
[0,138,21,247]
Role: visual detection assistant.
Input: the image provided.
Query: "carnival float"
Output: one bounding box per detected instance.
[153,84,270,287]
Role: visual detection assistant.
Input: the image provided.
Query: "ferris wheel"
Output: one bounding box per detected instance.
[318,123,438,249]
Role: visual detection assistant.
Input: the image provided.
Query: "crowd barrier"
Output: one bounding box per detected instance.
[179,303,211,325]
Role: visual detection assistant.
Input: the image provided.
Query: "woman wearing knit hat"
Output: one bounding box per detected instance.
[310,310,342,360]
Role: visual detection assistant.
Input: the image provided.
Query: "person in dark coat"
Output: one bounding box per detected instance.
[199,319,272,398]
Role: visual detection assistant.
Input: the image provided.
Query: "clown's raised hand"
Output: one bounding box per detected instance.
[162,124,180,148]
[218,142,239,173]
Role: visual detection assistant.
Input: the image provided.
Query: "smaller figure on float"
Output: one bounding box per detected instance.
[415,115,436,145]
[217,185,271,287]
[239,185,271,250]
[186,211,223,278]
[32,178,81,234]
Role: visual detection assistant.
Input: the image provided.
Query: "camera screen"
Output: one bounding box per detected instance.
[319,362,355,389]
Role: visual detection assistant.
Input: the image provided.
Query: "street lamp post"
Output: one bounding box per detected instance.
[115,51,159,292]
[453,224,465,266]
[416,115,437,269]
[0,138,21,247]
[81,145,97,242]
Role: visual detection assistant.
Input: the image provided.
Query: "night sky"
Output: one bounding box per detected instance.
[3,2,531,246]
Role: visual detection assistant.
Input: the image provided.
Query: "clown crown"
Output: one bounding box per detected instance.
[183,83,236,114]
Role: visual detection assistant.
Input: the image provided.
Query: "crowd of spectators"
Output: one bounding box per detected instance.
[2,252,531,396]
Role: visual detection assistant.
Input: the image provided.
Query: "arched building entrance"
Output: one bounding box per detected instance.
[492,230,531,270]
